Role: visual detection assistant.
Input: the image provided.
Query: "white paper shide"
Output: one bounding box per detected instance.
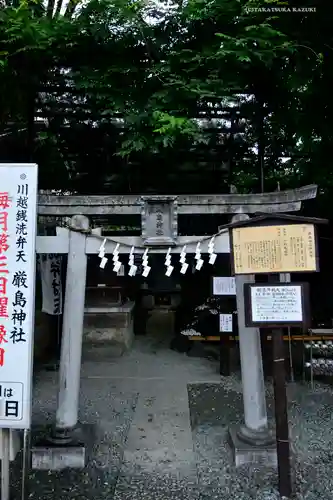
[251,285,303,323]
[0,165,38,429]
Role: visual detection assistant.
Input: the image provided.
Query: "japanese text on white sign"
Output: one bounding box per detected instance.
[213,277,236,296]
[250,285,303,323]
[0,164,38,429]
[219,314,233,332]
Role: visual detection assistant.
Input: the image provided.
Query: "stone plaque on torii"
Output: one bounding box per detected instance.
[140,195,178,246]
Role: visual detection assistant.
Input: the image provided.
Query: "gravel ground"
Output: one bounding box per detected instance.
[188,377,333,500]
[9,370,139,500]
[5,337,333,500]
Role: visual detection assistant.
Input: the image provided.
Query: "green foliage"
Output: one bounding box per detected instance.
[0,0,332,207]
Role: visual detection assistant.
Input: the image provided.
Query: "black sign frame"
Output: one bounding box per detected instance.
[244,282,310,328]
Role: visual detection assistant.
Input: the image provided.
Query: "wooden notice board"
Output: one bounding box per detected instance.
[231,223,317,274]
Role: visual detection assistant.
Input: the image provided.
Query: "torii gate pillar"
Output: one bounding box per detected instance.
[229,213,276,467]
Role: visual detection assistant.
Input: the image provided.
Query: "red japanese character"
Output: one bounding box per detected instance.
[0,326,8,344]
[0,277,7,295]
[0,348,5,366]
[0,213,8,233]
[0,256,8,274]
[0,234,9,254]
[0,193,10,210]
[0,297,8,318]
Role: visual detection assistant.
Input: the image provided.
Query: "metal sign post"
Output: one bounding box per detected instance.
[1,429,10,500]
[21,429,30,500]
[272,327,291,497]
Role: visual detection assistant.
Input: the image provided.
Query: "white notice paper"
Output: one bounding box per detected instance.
[0,164,38,429]
[250,285,303,323]
[213,277,236,296]
[219,314,233,333]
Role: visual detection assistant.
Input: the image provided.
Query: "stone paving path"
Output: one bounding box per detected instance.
[8,329,333,500]
[21,332,222,499]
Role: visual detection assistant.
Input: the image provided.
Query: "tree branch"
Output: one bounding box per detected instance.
[47,0,56,18]
[64,0,80,18]
[54,0,64,17]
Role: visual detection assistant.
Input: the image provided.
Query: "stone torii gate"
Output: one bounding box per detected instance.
[33,185,317,469]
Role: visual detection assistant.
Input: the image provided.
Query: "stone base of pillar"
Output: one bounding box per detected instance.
[31,442,85,470]
[237,424,275,446]
[31,423,93,471]
[229,425,277,468]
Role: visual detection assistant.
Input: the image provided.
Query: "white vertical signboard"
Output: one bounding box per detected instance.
[219,314,233,332]
[0,164,37,429]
